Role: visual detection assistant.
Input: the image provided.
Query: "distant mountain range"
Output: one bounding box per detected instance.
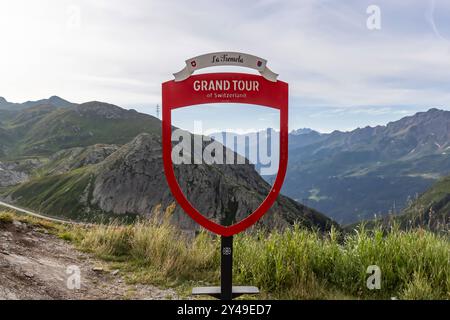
[0,96,75,111]
[2,96,448,230]
[218,108,450,224]
[0,97,336,232]
[290,128,316,135]
[209,128,325,174]
[285,108,450,224]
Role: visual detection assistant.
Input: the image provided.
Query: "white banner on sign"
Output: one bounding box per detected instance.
[173,52,278,82]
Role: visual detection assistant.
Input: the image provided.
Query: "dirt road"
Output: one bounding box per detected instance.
[0,200,77,225]
[0,218,178,300]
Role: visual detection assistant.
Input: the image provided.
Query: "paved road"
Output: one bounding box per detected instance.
[0,200,79,225]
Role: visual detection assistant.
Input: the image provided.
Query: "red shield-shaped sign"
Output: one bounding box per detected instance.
[162,72,288,236]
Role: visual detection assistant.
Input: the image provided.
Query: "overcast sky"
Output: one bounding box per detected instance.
[1,0,449,132]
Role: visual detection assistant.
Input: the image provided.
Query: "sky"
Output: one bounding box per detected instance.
[0,0,450,133]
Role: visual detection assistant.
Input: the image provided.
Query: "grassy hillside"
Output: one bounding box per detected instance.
[397,175,450,231]
[1,102,161,158]
[4,166,138,223]
[6,167,93,219]
[2,211,447,300]
[34,144,119,177]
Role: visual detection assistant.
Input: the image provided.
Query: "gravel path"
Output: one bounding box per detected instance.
[0,219,178,300]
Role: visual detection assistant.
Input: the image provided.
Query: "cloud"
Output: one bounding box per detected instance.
[0,0,449,115]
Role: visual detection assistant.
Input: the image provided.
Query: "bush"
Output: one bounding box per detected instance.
[0,212,14,223]
[76,219,218,283]
[80,223,133,258]
[400,273,441,300]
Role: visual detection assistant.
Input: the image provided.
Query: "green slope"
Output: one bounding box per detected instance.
[349,175,450,232]
[6,167,94,220]
[1,101,161,158]
[398,175,450,230]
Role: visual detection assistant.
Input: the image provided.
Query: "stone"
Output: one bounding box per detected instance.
[13,220,23,228]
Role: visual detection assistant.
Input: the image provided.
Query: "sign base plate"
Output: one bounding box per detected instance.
[192,286,259,299]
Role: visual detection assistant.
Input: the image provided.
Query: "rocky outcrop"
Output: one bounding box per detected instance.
[88,133,335,231]
[0,160,42,187]
[7,133,336,232]
[44,144,120,175]
[74,102,142,120]
[0,163,28,187]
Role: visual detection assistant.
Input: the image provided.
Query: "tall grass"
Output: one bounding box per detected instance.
[77,216,219,284]
[234,226,449,299]
[72,220,449,299]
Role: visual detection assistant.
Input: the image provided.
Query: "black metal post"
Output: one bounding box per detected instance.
[220,236,233,300]
[192,235,258,299]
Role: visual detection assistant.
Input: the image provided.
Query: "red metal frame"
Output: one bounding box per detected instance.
[162,72,288,236]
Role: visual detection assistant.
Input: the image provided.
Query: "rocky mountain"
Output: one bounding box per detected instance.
[5,133,336,231]
[0,161,29,187]
[289,129,326,150]
[39,144,120,176]
[277,108,450,224]
[208,109,450,224]
[290,128,315,135]
[0,98,336,232]
[209,128,325,175]
[211,128,324,154]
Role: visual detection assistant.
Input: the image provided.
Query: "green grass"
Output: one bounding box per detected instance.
[0,210,66,235]
[69,220,449,300]
[0,211,14,223]
[6,167,93,220]
[1,102,161,160]
[10,107,160,158]
[2,210,448,300]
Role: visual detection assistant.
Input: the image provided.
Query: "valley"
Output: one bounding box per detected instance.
[222,109,450,224]
[1,95,449,230]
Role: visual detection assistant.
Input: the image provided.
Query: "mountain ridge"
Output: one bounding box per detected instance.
[0,98,337,232]
[224,108,450,224]
[2,96,448,228]
[0,101,161,158]
[281,107,450,223]
[0,96,75,111]
[4,132,336,231]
